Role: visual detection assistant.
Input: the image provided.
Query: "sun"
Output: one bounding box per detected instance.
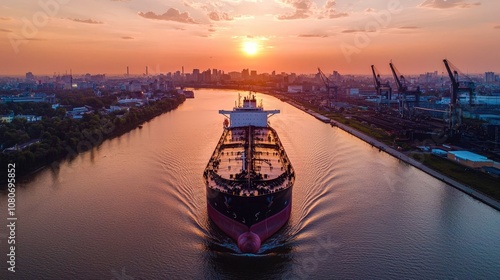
[242,41,259,56]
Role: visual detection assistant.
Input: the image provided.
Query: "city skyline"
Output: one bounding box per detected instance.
[1,0,500,76]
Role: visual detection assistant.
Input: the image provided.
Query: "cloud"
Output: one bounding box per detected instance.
[364,8,375,13]
[341,29,363,33]
[494,25,500,29]
[208,28,216,32]
[298,34,328,38]
[69,18,103,24]
[0,28,12,32]
[277,0,314,20]
[121,36,134,39]
[0,17,11,21]
[208,11,233,21]
[399,26,419,29]
[320,0,349,19]
[138,8,198,24]
[325,11,348,18]
[419,0,481,9]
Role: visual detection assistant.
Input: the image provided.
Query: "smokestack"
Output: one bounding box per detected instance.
[127,66,129,76]
[146,66,148,76]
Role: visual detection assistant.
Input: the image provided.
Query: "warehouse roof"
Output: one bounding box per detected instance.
[449,151,491,162]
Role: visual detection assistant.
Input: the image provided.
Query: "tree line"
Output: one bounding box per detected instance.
[0,92,185,185]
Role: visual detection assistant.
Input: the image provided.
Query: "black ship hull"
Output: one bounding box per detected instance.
[206,186,292,253]
[206,186,292,227]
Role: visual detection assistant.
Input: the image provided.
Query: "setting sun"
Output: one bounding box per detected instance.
[242,41,259,56]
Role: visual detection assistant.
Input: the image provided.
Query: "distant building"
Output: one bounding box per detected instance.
[202,69,212,82]
[228,71,241,80]
[127,81,143,92]
[346,88,360,96]
[3,139,41,153]
[431,149,447,157]
[485,72,495,83]
[0,113,42,123]
[117,98,144,106]
[192,69,200,82]
[0,113,14,123]
[26,72,35,81]
[107,105,128,113]
[482,166,500,178]
[242,69,249,80]
[1,93,56,104]
[212,69,218,81]
[447,151,494,168]
[67,106,92,119]
[16,115,42,122]
[287,85,303,93]
[90,74,105,82]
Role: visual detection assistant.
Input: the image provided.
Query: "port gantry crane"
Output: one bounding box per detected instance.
[443,59,476,137]
[317,67,338,103]
[371,65,392,110]
[389,62,421,118]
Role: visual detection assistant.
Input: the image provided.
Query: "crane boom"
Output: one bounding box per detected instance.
[371,65,392,109]
[389,62,407,93]
[317,67,338,101]
[443,59,475,106]
[371,65,381,88]
[443,59,459,106]
[443,59,458,86]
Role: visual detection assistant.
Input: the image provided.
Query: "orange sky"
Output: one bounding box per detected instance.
[1,0,499,76]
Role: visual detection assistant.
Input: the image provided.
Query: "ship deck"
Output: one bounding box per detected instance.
[204,126,294,197]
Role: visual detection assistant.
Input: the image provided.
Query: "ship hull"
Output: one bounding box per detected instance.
[204,94,294,253]
[206,186,292,253]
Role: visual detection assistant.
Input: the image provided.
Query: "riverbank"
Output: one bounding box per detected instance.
[0,95,186,187]
[272,94,500,211]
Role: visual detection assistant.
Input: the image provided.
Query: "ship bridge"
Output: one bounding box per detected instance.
[219,94,279,128]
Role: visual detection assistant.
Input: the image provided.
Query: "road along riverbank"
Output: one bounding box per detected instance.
[283,99,500,211]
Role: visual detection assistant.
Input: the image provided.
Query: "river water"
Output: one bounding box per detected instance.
[1,89,499,279]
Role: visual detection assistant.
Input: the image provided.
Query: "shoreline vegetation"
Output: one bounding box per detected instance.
[0,91,186,186]
[1,87,498,210]
[260,90,500,210]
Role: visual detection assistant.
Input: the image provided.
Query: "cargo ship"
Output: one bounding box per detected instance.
[203,93,294,253]
[182,90,195,98]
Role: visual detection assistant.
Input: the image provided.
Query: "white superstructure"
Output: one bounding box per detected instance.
[219,93,279,128]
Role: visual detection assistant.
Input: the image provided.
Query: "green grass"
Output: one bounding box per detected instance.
[331,116,394,145]
[286,96,500,203]
[415,153,500,201]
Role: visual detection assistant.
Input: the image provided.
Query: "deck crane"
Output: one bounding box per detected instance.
[443,59,476,136]
[371,65,392,109]
[317,68,338,102]
[389,62,421,118]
